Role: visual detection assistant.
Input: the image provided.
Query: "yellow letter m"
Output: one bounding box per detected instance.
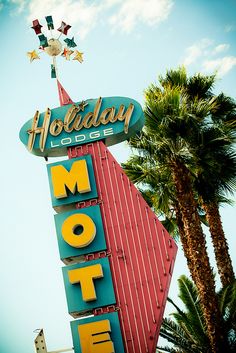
[51,159,91,199]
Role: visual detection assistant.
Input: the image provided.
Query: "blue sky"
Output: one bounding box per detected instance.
[1,1,236,352]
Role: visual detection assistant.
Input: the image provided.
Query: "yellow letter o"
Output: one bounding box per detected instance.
[61,213,96,248]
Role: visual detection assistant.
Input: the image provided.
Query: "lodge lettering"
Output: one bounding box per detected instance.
[27,97,134,152]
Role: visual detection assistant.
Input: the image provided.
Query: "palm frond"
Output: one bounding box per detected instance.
[177,276,207,341]
[158,277,236,352]
[187,73,216,99]
[160,318,196,352]
[156,345,183,353]
[159,66,187,89]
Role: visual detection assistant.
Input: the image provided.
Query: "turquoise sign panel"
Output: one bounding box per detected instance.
[62,257,116,316]
[19,96,144,157]
[54,205,106,262]
[70,312,125,353]
[47,155,97,211]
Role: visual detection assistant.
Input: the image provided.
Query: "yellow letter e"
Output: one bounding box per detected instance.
[79,319,115,353]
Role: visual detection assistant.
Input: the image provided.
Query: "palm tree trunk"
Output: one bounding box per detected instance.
[203,201,235,286]
[171,160,224,353]
[174,203,198,284]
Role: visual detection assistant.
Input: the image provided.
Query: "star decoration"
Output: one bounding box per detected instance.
[78,101,88,111]
[73,50,84,63]
[27,50,40,62]
[38,34,48,48]
[64,37,77,48]
[45,15,54,30]
[57,21,71,35]
[28,16,84,79]
[31,19,43,35]
[62,47,74,60]
[51,64,56,78]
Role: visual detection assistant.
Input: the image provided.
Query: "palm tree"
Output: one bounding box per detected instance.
[123,67,236,350]
[158,67,236,286]
[156,275,236,353]
[190,125,236,286]
[126,83,224,351]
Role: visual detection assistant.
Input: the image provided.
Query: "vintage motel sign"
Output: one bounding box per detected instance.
[20,85,177,353]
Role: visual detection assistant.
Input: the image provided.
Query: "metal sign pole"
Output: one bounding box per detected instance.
[34,329,73,353]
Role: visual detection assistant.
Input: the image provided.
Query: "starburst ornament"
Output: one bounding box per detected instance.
[27,16,84,78]
[27,50,40,62]
[73,50,84,63]
[62,47,74,60]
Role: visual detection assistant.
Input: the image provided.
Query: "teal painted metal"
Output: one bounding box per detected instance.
[70,312,125,353]
[54,205,107,263]
[62,257,116,316]
[19,96,144,157]
[47,155,97,211]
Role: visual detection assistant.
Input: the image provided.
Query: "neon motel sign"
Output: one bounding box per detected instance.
[20,96,177,353]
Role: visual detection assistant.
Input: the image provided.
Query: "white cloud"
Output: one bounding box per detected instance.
[212,43,230,55]
[108,0,173,33]
[7,0,173,38]
[203,56,236,76]
[183,38,212,66]
[182,39,233,75]
[27,0,103,39]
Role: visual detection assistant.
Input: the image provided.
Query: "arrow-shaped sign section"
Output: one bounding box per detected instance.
[67,141,177,353]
